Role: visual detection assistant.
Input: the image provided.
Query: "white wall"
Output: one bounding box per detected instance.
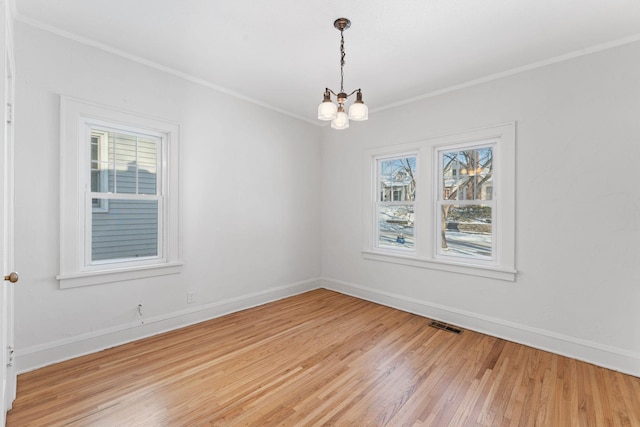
[13,22,322,371]
[321,41,640,376]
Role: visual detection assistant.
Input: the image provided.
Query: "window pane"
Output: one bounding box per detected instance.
[92,129,160,195]
[112,132,138,194]
[113,133,137,164]
[91,135,104,194]
[90,170,100,193]
[115,162,138,194]
[440,204,492,258]
[92,198,158,261]
[378,205,414,249]
[137,138,157,194]
[379,157,416,202]
[108,169,116,193]
[442,147,493,200]
[90,138,98,162]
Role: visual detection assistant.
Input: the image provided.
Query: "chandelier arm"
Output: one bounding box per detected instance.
[346,89,361,98]
[325,88,360,99]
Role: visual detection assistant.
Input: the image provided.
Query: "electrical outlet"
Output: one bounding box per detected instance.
[187,291,195,304]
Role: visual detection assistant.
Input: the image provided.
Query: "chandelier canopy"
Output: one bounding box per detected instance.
[317,18,368,130]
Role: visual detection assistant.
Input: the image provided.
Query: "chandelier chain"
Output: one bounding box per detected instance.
[339,30,345,93]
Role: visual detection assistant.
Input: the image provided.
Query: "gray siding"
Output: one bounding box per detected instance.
[92,199,158,261]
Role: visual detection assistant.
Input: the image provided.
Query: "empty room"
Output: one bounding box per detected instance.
[0,0,639,425]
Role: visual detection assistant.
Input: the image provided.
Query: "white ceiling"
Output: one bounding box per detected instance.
[14,0,640,124]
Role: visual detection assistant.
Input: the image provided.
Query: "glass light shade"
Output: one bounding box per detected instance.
[318,101,338,121]
[348,102,368,121]
[331,110,349,130]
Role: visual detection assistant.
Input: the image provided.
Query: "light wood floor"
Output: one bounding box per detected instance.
[7,289,640,426]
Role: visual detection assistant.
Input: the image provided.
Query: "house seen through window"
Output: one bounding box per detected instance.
[377,155,416,250]
[89,128,161,263]
[438,144,494,260]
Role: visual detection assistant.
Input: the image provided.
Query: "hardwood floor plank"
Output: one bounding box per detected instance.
[7,289,640,426]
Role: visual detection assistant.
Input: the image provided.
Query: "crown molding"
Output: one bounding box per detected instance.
[14,13,320,126]
[371,33,640,114]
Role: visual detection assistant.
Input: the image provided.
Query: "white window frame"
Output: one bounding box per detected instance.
[362,122,516,281]
[58,97,182,288]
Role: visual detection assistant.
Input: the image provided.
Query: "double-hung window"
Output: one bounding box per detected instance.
[89,127,162,263]
[376,155,417,251]
[436,142,495,262]
[59,97,181,288]
[363,123,515,281]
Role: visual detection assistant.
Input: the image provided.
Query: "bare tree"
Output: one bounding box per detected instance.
[440,149,493,249]
[400,157,416,201]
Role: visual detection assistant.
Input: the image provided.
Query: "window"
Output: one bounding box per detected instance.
[437,143,494,261]
[89,127,161,263]
[59,97,181,288]
[363,123,516,281]
[376,155,416,251]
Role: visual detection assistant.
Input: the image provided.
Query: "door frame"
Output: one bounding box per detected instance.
[1,0,16,420]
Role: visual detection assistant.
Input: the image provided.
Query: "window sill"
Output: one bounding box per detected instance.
[57,262,183,289]
[362,251,516,281]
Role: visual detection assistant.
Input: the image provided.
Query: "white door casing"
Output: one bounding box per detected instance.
[0,0,16,422]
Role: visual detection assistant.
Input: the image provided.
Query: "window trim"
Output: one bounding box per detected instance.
[58,97,182,288]
[362,122,516,281]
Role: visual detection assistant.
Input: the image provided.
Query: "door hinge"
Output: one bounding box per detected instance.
[7,345,14,366]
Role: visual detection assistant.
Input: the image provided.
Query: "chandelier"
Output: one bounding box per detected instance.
[317,18,368,130]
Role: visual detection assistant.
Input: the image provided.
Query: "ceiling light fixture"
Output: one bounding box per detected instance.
[317,18,368,130]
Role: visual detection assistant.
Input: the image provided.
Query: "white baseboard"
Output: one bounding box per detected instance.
[322,277,640,378]
[15,278,322,374]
